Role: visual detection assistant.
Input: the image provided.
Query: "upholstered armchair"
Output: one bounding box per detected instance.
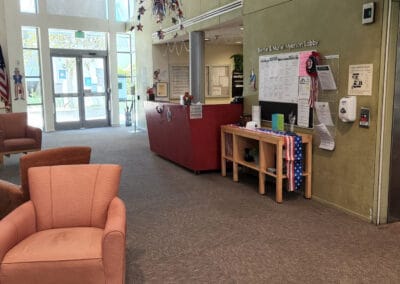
[0,112,42,164]
[0,164,126,284]
[0,146,92,219]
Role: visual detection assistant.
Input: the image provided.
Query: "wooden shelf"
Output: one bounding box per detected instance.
[221,125,312,203]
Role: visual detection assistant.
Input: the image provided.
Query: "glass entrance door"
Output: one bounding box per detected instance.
[51,53,109,130]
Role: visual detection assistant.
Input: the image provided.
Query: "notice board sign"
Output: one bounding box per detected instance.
[170,65,189,99]
[259,51,314,128]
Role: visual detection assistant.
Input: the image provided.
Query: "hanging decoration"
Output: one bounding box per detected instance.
[156,29,165,40]
[249,68,257,91]
[134,0,185,40]
[305,51,320,108]
[162,41,189,57]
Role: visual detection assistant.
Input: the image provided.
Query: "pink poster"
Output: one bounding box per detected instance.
[299,51,313,77]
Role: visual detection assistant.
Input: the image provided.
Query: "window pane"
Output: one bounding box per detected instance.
[117,34,130,52]
[23,50,40,76]
[49,29,107,50]
[131,53,136,74]
[118,77,132,100]
[84,96,106,120]
[129,0,135,19]
[47,0,107,19]
[82,58,106,93]
[27,105,43,129]
[22,27,38,48]
[20,0,37,13]
[117,53,131,77]
[55,97,79,122]
[115,0,129,22]
[52,57,78,94]
[26,78,42,104]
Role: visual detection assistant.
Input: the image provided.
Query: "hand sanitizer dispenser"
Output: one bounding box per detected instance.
[339,96,357,122]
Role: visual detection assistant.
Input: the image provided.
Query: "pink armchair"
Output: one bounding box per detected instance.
[0,112,42,164]
[0,164,126,284]
[0,146,92,219]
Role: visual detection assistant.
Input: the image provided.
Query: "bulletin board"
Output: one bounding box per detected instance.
[206,65,230,98]
[170,65,189,99]
[258,51,314,128]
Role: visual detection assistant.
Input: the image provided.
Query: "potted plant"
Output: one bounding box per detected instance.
[230,54,243,72]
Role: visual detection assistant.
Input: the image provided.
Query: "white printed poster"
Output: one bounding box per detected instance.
[348,64,373,96]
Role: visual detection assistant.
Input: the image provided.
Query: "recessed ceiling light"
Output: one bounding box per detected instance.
[205,38,210,41]
[235,41,242,44]
[239,26,244,30]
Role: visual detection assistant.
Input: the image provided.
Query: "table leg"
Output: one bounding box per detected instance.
[259,172,265,194]
[233,162,238,182]
[275,143,283,203]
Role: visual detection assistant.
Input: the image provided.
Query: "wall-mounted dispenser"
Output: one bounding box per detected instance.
[339,96,357,122]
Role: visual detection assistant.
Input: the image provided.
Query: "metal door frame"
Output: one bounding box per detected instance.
[50,49,110,130]
[388,19,400,222]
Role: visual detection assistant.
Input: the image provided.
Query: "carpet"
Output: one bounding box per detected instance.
[1,127,400,283]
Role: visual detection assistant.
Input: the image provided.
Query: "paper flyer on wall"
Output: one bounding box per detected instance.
[315,123,335,150]
[315,102,334,126]
[316,65,337,90]
[252,105,261,127]
[297,98,310,128]
[189,104,202,119]
[347,64,373,96]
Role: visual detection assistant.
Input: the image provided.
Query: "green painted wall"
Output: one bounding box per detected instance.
[243,0,396,221]
[137,0,399,222]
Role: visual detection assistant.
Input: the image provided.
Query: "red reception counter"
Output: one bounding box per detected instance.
[145,101,243,172]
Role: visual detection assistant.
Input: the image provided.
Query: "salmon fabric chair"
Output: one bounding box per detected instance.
[0,164,126,284]
[0,146,92,219]
[0,112,42,164]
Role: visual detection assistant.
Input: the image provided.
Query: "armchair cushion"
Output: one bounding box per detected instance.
[29,164,120,230]
[1,227,105,284]
[3,138,38,152]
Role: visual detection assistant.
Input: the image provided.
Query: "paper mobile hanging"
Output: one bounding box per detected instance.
[135,0,185,37]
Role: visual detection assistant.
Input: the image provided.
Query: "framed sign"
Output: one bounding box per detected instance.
[170,65,189,99]
[156,82,168,97]
[206,65,230,98]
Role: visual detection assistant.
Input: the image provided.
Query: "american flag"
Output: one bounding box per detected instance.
[0,45,11,111]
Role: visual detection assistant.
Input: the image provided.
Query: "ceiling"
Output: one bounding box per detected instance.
[203,23,243,45]
[154,18,243,46]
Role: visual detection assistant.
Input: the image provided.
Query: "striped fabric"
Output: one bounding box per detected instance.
[256,128,303,191]
[0,46,10,111]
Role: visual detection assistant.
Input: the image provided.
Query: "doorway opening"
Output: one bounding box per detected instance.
[50,50,110,130]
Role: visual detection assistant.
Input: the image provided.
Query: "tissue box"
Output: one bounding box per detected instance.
[272,113,284,131]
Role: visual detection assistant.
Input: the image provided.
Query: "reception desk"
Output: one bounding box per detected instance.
[145,101,243,172]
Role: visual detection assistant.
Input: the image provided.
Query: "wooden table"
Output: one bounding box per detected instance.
[221,125,312,203]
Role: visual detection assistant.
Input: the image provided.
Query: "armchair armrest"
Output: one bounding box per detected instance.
[0,201,36,262]
[0,180,24,219]
[102,197,126,283]
[26,126,42,149]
